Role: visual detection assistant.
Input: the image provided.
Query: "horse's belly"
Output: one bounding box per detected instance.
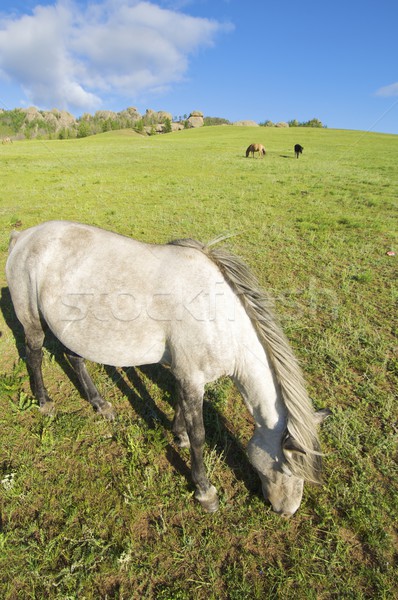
[63,327,168,367]
[44,298,169,367]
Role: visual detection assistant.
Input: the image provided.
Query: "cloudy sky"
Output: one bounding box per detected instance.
[0,0,397,133]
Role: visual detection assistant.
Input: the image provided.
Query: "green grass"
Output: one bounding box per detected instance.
[0,126,397,599]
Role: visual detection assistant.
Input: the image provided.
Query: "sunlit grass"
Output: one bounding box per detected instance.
[0,126,397,598]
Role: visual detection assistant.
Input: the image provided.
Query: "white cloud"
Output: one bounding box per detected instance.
[0,0,230,112]
[375,82,398,97]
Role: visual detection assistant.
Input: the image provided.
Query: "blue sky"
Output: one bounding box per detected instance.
[0,0,397,133]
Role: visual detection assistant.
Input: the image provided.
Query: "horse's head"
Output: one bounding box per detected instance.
[247,409,330,517]
[247,429,305,517]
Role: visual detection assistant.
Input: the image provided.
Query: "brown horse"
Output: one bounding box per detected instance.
[2,137,12,144]
[246,143,266,158]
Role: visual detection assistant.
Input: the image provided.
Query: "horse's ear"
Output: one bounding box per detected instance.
[283,434,306,455]
[314,408,332,425]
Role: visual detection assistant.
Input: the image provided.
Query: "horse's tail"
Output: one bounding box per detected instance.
[168,236,322,483]
[8,230,21,254]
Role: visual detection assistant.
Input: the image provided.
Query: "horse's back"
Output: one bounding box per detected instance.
[6,221,240,374]
[246,143,265,156]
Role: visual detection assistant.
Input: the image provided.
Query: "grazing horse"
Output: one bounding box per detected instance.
[2,137,12,144]
[294,144,304,158]
[6,221,329,517]
[246,143,266,158]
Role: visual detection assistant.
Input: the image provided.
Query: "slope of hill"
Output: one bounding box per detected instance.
[0,126,397,598]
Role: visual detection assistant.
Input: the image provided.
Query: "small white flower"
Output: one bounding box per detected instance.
[1,473,16,491]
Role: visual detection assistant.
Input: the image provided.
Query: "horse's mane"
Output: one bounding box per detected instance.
[168,237,322,483]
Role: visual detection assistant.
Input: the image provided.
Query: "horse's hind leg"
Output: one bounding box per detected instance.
[25,329,54,415]
[176,379,219,513]
[65,351,115,420]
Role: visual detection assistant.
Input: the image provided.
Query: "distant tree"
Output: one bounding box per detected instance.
[112,119,123,130]
[77,120,91,138]
[303,118,323,128]
[203,116,230,126]
[102,119,112,132]
[23,119,40,139]
[134,119,144,134]
[8,109,26,133]
[58,127,76,140]
[288,119,299,127]
[259,120,274,127]
[163,117,172,133]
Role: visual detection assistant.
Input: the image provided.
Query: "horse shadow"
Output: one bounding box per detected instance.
[0,286,103,402]
[105,363,259,497]
[1,286,25,358]
[0,286,260,501]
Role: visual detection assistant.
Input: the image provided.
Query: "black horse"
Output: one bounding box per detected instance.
[294,144,304,158]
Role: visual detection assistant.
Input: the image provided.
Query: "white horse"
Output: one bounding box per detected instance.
[6,221,329,516]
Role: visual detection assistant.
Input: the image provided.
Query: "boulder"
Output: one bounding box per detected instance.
[187,111,204,128]
[23,107,44,122]
[233,120,259,127]
[43,112,58,127]
[118,108,142,123]
[57,110,76,128]
[94,110,117,120]
[124,107,141,118]
[156,111,172,122]
[43,109,76,130]
[145,109,156,122]
[171,122,185,131]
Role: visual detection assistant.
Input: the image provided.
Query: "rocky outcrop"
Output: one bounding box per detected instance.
[233,120,259,127]
[22,106,76,130]
[24,106,44,122]
[144,109,172,124]
[118,107,141,122]
[1,105,263,139]
[171,122,185,131]
[156,111,173,122]
[94,110,117,121]
[187,111,204,128]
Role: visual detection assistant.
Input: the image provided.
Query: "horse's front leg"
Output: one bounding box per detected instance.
[176,380,219,513]
[172,402,190,448]
[66,351,115,420]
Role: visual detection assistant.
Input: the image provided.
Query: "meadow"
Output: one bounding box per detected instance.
[0,125,397,599]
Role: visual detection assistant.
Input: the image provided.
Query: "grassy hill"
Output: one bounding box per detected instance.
[0,126,397,598]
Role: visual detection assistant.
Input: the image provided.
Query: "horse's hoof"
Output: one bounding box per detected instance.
[195,486,219,513]
[39,401,55,416]
[98,402,116,421]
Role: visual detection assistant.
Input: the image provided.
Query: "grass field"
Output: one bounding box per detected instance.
[0,125,397,599]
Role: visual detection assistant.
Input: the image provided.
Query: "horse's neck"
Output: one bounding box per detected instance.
[233,334,287,433]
